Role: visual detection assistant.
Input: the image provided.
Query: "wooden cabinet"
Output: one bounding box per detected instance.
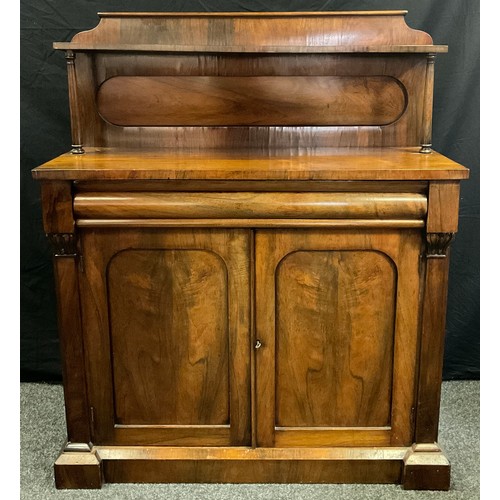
[33,11,469,491]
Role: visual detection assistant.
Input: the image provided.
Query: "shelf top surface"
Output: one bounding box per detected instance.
[53,42,447,53]
[32,147,469,182]
[96,11,412,17]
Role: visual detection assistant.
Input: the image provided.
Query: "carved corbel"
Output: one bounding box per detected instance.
[47,233,77,257]
[426,232,454,258]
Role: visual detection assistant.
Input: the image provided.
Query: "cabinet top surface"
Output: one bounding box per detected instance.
[32,148,469,182]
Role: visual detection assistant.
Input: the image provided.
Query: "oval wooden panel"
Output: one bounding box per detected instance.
[97,75,406,126]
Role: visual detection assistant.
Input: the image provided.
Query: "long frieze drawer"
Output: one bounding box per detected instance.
[74,192,427,220]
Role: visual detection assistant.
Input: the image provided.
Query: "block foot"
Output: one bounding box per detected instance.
[54,447,102,489]
[402,443,450,490]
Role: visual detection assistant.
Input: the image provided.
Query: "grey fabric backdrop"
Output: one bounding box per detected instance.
[20,0,479,381]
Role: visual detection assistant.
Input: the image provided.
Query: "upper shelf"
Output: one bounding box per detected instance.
[53,11,447,54]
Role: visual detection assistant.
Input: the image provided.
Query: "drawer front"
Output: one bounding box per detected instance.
[74,191,427,229]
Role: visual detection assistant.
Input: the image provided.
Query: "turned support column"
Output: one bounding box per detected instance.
[420,53,436,154]
[65,50,84,154]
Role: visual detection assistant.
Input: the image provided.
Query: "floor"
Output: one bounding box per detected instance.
[20,380,479,499]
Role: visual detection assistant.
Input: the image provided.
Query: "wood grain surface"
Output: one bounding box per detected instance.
[74,192,427,220]
[275,250,395,428]
[33,148,469,181]
[40,181,74,233]
[53,257,91,444]
[78,228,251,446]
[58,11,436,50]
[255,229,422,448]
[403,444,451,490]
[57,52,429,149]
[55,452,102,489]
[75,219,425,229]
[97,76,406,127]
[427,181,461,233]
[97,445,405,484]
[108,249,229,426]
[415,256,450,443]
[50,11,440,151]
[74,180,428,193]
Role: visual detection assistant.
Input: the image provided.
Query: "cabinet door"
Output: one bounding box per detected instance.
[255,229,422,447]
[79,228,251,446]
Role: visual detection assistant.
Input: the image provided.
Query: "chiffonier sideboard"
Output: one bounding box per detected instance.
[32,11,469,490]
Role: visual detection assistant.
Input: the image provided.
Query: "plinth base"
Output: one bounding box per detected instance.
[54,443,450,490]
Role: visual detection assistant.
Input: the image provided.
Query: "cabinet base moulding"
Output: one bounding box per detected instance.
[53,445,451,490]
